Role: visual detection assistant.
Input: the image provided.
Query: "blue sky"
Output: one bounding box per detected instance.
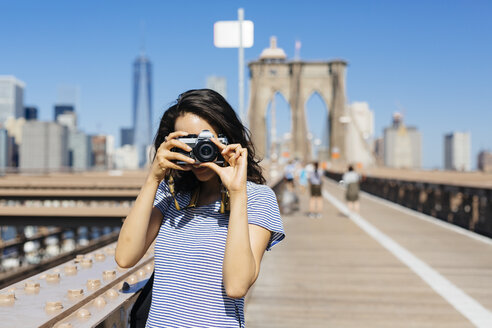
[1,0,491,169]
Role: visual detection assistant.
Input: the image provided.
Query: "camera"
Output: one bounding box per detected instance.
[171,130,229,164]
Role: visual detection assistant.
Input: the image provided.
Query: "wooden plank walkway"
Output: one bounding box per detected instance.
[245,180,492,327]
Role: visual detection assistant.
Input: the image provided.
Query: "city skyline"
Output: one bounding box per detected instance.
[1,1,491,169]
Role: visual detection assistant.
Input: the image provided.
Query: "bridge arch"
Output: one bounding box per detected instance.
[264,91,291,162]
[304,91,330,161]
[247,43,348,163]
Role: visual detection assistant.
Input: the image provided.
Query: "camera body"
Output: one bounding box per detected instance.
[172,130,228,164]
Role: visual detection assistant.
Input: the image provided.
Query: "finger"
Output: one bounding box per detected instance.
[221,144,242,164]
[229,147,240,167]
[221,143,241,155]
[158,131,189,151]
[166,151,195,164]
[232,144,243,163]
[167,162,190,171]
[220,145,233,162]
[237,148,248,166]
[166,131,189,140]
[210,137,227,151]
[229,151,237,167]
[164,139,193,152]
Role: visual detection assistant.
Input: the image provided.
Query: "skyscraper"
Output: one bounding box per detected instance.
[478,151,492,173]
[24,106,38,120]
[0,76,25,125]
[0,128,7,174]
[132,54,153,167]
[444,132,471,171]
[54,104,74,121]
[383,113,422,169]
[57,111,77,131]
[120,127,134,147]
[91,135,109,170]
[20,121,69,172]
[69,131,92,171]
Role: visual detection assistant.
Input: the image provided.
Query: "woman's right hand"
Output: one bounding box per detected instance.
[149,131,195,183]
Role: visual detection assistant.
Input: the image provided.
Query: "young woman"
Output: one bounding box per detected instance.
[115,89,285,327]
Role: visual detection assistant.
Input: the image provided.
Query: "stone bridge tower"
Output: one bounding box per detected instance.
[247,37,348,163]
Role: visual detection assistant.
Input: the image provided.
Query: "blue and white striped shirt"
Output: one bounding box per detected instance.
[146,180,285,328]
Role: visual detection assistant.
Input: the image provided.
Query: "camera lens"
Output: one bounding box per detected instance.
[194,140,218,162]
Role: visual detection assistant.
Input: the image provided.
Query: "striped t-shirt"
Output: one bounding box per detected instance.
[146,180,285,328]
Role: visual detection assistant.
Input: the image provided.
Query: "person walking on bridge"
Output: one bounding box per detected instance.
[115,89,285,328]
[284,159,296,186]
[308,161,323,218]
[342,165,361,213]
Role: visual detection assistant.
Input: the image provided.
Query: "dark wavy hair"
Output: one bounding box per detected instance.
[153,89,265,192]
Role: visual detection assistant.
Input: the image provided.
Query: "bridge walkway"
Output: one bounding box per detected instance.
[245,179,492,327]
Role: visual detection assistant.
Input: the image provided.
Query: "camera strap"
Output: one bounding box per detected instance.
[167,175,182,210]
[168,175,229,213]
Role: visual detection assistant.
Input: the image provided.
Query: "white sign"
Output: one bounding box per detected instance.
[213,20,254,48]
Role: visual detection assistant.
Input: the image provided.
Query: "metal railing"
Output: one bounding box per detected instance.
[325,170,492,238]
[0,242,153,328]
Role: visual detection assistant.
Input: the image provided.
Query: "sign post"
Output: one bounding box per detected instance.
[213,9,254,124]
[238,8,244,124]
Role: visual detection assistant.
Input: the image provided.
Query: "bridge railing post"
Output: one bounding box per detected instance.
[423,185,434,216]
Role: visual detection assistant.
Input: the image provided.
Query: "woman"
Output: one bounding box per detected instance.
[115,89,285,327]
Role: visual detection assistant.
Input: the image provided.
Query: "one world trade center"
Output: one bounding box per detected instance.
[132,53,152,167]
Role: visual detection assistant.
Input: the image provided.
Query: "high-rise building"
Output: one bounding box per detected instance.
[91,135,108,170]
[69,131,92,170]
[346,102,375,168]
[20,121,69,172]
[106,135,115,169]
[0,76,25,125]
[132,54,153,167]
[206,76,227,99]
[0,128,7,174]
[478,151,492,173]
[114,145,139,170]
[24,106,38,120]
[4,117,25,168]
[383,113,421,168]
[120,127,134,147]
[444,132,471,171]
[53,104,74,121]
[374,137,384,166]
[57,111,77,131]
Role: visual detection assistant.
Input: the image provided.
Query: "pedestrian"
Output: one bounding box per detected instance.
[298,163,308,193]
[308,161,323,218]
[280,177,299,215]
[284,159,296,187]
[342,165,361,213]
[115,89,285,327]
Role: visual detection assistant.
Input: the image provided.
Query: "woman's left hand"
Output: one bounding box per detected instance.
[198,139,247,193]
